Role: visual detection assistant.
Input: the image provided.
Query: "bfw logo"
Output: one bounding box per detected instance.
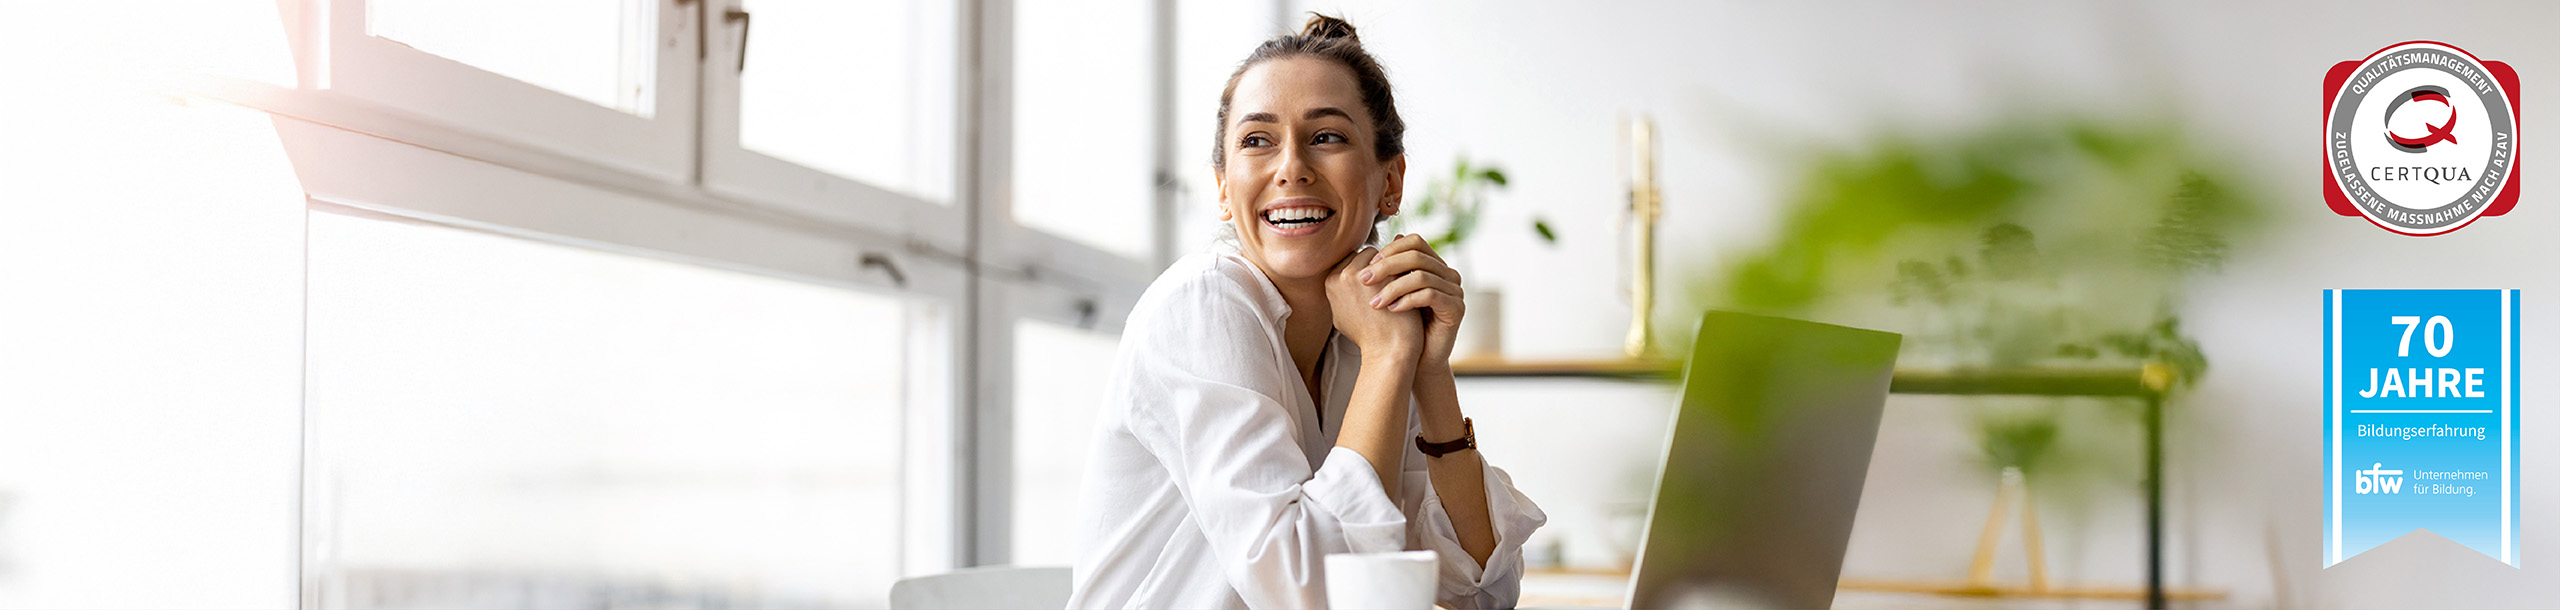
[2323,41,2522,236]
[2355,463,2404,495]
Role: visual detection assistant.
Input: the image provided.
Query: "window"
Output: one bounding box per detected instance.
[983,0,1279,566]
[737,0,957,204]
[701,0,968,251]
[1010,0,1158,260]
[0,90,308,608]
[304,211,927,608]
[249,0,1245,584]
[365,0,656,116]
[972,0,1163,319]
[319,0,697,180]
[1008,319,1123,566]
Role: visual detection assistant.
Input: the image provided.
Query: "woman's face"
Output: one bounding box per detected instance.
[1217,57,1406,284]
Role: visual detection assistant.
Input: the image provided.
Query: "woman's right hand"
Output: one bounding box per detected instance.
[1327,247,1425,358]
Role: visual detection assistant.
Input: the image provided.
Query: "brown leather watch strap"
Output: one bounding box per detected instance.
[1415,417,1476,458]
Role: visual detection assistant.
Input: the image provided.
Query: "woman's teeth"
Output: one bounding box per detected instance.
[1263,207,1333,228]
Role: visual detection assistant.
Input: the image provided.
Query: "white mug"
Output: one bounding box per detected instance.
[1324,550,1438,609]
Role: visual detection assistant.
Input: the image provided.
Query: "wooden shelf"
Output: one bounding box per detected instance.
[1446,356,1678,378]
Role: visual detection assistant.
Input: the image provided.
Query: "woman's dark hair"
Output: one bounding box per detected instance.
[1210,13,1405,172]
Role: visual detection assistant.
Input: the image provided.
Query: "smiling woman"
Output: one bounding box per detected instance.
[1209,15,1406,270]
[1064,14,1545,610]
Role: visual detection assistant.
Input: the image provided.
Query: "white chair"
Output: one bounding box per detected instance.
[889,565,1073,610]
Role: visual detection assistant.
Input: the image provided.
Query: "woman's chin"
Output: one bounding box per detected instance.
[1252,247,1350,281]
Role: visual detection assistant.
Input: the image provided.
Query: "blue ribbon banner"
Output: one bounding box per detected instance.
[2326,289,2521,567]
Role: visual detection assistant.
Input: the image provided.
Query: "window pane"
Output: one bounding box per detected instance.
[739,0,958,205]
[1010,320,1121,566]
[1012,0,1155,258]
[368,0,656,116]
[305,212,908,608]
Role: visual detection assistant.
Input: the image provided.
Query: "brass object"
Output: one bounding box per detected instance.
[2140,360,2178,393]
[1968,467,2048,593]
[1625,117,1661,358]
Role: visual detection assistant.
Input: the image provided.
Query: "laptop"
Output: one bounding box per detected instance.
[1625,311,1902,609]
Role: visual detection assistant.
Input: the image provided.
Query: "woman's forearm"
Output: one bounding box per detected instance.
[1336,343,1418,500]
[1414,363,1498,568]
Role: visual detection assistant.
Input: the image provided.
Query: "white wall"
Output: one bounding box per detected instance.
[1265,1,2560,607]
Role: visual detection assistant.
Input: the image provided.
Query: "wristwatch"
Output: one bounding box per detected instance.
[1415,417,1476,458]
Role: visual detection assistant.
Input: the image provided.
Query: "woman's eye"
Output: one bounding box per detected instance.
[1312,132,1347,144]
[1239,135,1271,148]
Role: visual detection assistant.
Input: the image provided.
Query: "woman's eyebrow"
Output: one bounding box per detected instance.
[1237,107,1352,125]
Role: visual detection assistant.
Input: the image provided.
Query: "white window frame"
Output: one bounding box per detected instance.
[974,0,1169,289]
[962,0,1171,565]
[316,0,700,183]
[268,115,969,604]
[217,0,1222,574]
[696,0,972,255]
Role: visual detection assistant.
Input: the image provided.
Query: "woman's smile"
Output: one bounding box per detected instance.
[1259,198,1337,237]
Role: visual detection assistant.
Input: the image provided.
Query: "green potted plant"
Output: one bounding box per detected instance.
[1390,155,1557,359]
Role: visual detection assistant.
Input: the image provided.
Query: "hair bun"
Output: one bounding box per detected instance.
[1298,13,1359,42]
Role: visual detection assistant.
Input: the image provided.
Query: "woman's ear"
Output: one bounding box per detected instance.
[1214,171,1232,221]
[1378,155,1408,217]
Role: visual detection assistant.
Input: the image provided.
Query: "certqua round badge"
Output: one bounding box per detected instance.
[2323,41,2522,236]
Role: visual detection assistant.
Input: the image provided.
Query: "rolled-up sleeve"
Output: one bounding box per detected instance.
[1399,442,1548,609]
[1304,447,1412,554]
[1121,278,1409,609]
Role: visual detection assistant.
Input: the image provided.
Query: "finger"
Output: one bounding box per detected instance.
[1399,233,1442,261]
[1390,283,1463,314]
[1372,233,1441,262]
[1370,270,1461,309]
[1363,249,1460,286]
[1387,287,1464,316]
[1364,234,1434,274]
[1333,247,1380,276]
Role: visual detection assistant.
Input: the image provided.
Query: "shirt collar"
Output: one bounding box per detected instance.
[1213,242,1296,320]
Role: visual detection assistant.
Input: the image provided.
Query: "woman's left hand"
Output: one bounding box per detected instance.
[1359,234,1465,367]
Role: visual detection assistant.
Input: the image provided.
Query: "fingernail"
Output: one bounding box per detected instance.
[1370,296,1383,308]
[1358,269,1373,283]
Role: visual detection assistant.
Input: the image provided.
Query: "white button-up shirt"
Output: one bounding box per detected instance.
[1065,246,1546,609]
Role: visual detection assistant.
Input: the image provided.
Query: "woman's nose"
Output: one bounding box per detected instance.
[1273,149,1314,186]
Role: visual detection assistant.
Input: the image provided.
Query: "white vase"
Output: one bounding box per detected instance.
[1453,287,1502,360]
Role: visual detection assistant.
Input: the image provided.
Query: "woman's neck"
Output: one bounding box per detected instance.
[1271,275,1332,346]
[1234,248,1333,342]
[1269,274,1334,396]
